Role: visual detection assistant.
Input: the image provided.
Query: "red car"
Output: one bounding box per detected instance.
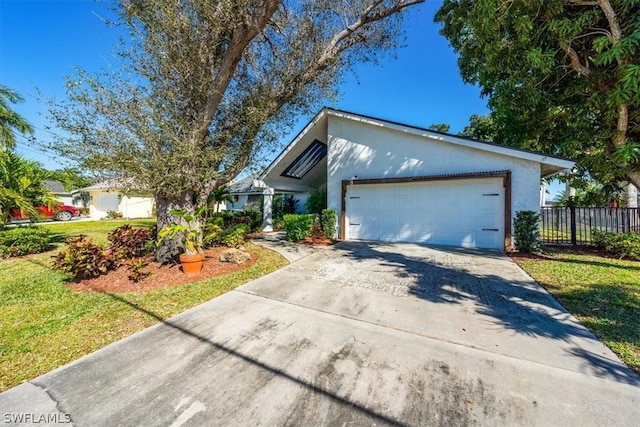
[9,205,80,222]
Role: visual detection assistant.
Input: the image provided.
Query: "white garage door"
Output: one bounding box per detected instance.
[347,178,505,249]
[96,193,120,213]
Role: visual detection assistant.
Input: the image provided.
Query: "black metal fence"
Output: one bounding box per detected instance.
[540,207,640,245]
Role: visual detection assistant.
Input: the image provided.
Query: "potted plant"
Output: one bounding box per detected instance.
[158,206,207,274]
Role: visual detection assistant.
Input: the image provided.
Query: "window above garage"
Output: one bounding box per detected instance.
[280,139,327,179]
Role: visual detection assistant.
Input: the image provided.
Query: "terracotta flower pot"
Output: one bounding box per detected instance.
[179,253,205,274]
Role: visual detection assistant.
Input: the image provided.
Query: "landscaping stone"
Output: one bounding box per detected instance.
[219,248,251,264]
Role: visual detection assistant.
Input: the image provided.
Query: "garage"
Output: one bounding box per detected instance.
[260,109,575,248]
[346,176,505,249]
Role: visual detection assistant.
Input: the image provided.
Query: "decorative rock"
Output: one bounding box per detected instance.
[219,248,251,265]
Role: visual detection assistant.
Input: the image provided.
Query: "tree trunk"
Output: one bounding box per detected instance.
[155,191,203,263]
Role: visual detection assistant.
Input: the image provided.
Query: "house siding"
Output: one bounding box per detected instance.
[327,116,541,243]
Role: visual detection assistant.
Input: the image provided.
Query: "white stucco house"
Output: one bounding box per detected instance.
[257,108,575,250]
[79,178,155,220]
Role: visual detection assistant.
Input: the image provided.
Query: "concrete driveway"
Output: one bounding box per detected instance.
[2,241,639,426]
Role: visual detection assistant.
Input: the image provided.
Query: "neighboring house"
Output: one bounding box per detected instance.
[44,180,78,206]
[79,178,155,220]
[227,176,263,211]
[258,108,575,250]
[228,175,308,212]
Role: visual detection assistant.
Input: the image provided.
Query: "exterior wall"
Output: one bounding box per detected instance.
[326,116,541,243]
[88,191,154,219]
[55,194,73,206]
[229,195,249,211]
[118,195,154,219]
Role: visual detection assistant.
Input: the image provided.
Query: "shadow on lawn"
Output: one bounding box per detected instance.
[333,241,640,385]
[105,292,408,427]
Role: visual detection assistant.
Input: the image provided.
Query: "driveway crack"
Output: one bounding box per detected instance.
[29,381,75,426]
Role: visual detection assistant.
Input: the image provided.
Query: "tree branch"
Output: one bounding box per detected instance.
[559,42,591,77]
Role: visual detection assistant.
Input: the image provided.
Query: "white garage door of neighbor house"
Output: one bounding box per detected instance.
[347,178,505,250]
[96,193,120,213]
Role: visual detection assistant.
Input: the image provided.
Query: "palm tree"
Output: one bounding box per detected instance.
[209,185,234,213]
[0,152,57,228]
[0,85,34,151]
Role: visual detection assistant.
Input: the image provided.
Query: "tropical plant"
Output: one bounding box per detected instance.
[0,152,58,228]
[45,0,423,262]
[305,188,327,215]
[158,206,207,255]
[435,0,640,200]
[0,85,33,151]
[554,182,621,207]
[51,235,117,280]
[209,185,233,213]
[283,195,299,214]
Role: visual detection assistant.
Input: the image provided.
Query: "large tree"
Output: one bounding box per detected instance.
[47,0,422,261]
[435,0,640,200]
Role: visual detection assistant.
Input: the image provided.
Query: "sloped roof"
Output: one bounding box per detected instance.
[79,177,146,192]
[229,176,260,194]
[44,180,67,194]
[262,108,575,180]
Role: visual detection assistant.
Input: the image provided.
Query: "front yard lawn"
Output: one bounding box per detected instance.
[0,220,288,392]
[513,249,640,374]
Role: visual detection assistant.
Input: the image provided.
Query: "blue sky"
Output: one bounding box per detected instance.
[1,0,491,170]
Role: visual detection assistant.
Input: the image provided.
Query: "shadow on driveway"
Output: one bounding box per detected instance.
[332,241,640,386]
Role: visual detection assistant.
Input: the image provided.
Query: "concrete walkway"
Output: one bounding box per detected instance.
[251,231,323,263]
[1,241,639,426]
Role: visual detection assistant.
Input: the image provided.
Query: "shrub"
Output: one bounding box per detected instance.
[203,224,223,247]
[320,209,337,239]
[305,188,327,215]
[272,195,284,220]
[126,258,151,282]
[283,214,314,242]
[592,230,640,260]
[106,210,123,220]
[218,224,250,248]
[0,226,52,258]
[513,210,541,253]
[243,209,262,232]
[51,235,116,279]
[107,224,153,259]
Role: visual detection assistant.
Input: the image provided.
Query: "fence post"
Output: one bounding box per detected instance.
[570,206,577,245]
[622,208,630,233]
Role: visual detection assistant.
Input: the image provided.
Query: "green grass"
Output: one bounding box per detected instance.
[0,220,288,391]
[515,250,640,374]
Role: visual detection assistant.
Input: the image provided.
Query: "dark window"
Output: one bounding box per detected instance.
[281,139,327,179]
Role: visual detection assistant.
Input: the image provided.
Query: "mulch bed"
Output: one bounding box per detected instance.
[66,246,257,293]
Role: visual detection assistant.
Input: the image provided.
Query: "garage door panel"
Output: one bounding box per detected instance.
[347,178,504,249]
